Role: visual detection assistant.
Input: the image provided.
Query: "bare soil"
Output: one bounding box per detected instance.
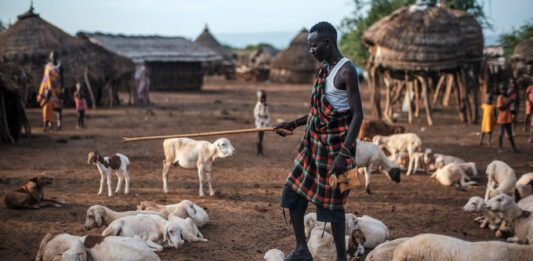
[1,77,532,260]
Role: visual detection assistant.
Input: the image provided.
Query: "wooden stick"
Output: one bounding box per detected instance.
[123,127,293,143]
[84,67,97,109]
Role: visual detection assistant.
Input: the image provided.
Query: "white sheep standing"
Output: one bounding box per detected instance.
[486,193,533,244]
[372,133,422,176]
[430,163,477,187]
[355,140,402,194]
[364,237,410,261]
[391,233,533,261]
[84,205,164,230]
[137,200,209,227]
[357,215,389,248]
[484,160,517,200]
[87,151,130,197]
[264,249,285,261]
[82,235,160,261]
[167,214,208,242]
[161,138,235,196]
[35,233,86,261]
[463,196,502,230]
[101,214,184,251]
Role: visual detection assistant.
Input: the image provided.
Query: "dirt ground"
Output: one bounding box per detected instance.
[1,77,532,260]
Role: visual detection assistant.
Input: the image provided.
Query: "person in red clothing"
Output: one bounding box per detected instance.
[507,78,519,132]
[497,83,519,153]
[525,84,533,132]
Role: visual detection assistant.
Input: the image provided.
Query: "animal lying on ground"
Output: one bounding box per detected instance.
[264,248,285,261]
[391,233,533,261]
[357,215,389,248]
[35,233,86,261]
[486,193,533,244]
[304,213,359,240]
[423,148,466,170]
[87,151,130,197]
[4,176,63,209]
[514,173,533,201]
[84,205,164,230]
[430,163,477,187]
[307,227,366,261]
[161,138,235,196]
[485,160,517,200]
[463,196,502,231]
[137,200,209,227]
[355,140,401,194]
[373,133,422,176]
[357,119,405,141]
[364,237,410,261]
[168,214,208,242]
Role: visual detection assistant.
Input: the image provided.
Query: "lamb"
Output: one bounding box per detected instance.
[463,196,502,230]
[357,119,405,141]
[101,214,184,250]
[307,227,366,261]
[82,235,160,261]
[354,140,401,194]
[430,162,477,187]
[372,133,422,176]
[423,148,465,170]
[364,237,410,261]
[486,193,533,244]
[393,151,426,173]
[161,137,235,196]
[391,233,533,261]
[137,200,209,227]
[35,233,86,261]
[514,173,533,201]
[264,249,285,261]
[304,212,359,239]
[168,214,208,242]
[84,205,164,230]
[357,215,389,248]
[87,151,130,197]
[484,160,517,200]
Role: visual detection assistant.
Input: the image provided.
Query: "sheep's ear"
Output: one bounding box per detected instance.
[95,206,103,226]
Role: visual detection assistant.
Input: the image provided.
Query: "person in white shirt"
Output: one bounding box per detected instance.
[254,90,270,155]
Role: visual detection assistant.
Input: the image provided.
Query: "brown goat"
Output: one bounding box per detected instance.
[358,119,405,141]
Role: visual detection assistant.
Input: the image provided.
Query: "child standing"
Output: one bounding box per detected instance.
[480,94,496,145]
[497,83,519,153]
[254,90,270,155]
[525,84,533,132]
[74,82,87,129]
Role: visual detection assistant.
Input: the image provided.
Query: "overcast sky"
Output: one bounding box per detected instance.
[1,0,532,48]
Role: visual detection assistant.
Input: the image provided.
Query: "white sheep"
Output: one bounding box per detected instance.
[84,205,163,230]
[423,148,466,170]
[392,151,427,173]
[430,163,477,187]
[392,233,533,261]
[372,133,422,176]
[87,151,130,197]
[162,137,235,196]
[101,214,184,250]
[168,214,208,242]
[485,160,517,200]
[307,227,365,261]
[364,237,410,261]
[137,200,209,227]
[357,215,389,248]
[355,140,402,194]
[264,249,285,261]
[514,173,533,201]
[463,196,502,230]
[486,193,533,244]
[35,233,86,261]
[518,195,533,211]
[82,235,160,261]
[304,212,359,240]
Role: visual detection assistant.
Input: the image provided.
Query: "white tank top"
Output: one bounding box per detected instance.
[325,57,351,111]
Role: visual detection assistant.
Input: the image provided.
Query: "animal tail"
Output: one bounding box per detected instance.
[35,233,54,261]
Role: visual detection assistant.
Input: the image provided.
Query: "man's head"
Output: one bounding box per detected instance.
[48,50,58,64]
[307,21,338,62]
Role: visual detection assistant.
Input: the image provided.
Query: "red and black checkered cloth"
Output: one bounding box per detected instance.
[285,65,356,210]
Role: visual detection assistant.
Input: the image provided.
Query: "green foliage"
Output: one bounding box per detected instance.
[499,20,533,55]
[0,20,6,33]
[446,0,492,29]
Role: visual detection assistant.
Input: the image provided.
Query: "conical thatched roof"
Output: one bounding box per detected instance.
[0,8,135,107]
[363,3,466,71]
[271,29,320,71]
[512,37,533,63]
[195,25,233,63]
[449,8,483,62]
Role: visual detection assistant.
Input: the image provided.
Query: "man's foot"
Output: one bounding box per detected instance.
[285,250,312,261]
[56,125,62,131]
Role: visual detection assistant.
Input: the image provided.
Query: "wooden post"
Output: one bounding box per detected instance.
[454,71,466,122]
[443,73,454,107]
[383,70,392,122]
[417,75,433,126]
[413,78,420,119]
[460,68,472,123]
[84,67,97,109]
[432,74,446,105]
[369,65,382,119]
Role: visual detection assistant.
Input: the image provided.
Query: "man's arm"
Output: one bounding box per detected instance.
[275,115,308,136]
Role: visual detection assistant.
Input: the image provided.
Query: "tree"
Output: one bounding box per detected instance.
[0,20,6,33]
[499,20,533,55]
[339,0,491,65]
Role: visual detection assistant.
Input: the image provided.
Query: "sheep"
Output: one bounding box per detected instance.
[304,212,359,240]
[354,140,401,194]
[393,151,426,173]
[307,227,366,261]
[161,137,235,196]
[101,214,184,250]
[357,215,389,248]
[264,249,285,261]
[357,119,405,141]
[518,195,533,211]
[430,163,477,187]
[514,173,533,201]
[137,200,209,227]
[463,196,502,230]
[35,233,86,261]
[392,233,533,261]
[82,235,160,261]
[87,151,130,197]
[486,193,533,244]
[364,237,410,261]
[372,133,422,176]
[167,214,208,242]
[423,148,465,170]
[484,160,517,200]
[84,205,163,230]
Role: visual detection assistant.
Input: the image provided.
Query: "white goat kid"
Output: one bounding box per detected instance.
[372,133,422,176]
[84,205,163,230]
[430,163,477,187]
[355,141,402,194]
[485,160,517,200]
[87,151,130,197]
[137,200,209,227]
[168,214,208,242]
[423,148,466,170]
[162,138,235,196]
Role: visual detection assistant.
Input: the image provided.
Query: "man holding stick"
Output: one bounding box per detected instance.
[275,22,363,261]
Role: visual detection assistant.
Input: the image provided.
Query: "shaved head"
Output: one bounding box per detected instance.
[309,21,337,44]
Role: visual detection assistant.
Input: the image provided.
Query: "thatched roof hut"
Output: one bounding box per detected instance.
[83,32,221,91]
[0,7,135,107]
[0,61,31,143]
[270,29,321,84]
[510,37,533,85]
[449,9,483,63]
[194,25,235,78]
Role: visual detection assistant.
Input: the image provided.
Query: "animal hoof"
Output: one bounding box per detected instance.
[209,193,215,196]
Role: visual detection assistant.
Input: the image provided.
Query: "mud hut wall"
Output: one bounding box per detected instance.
[269,68,315,84]
[148,61,205,91]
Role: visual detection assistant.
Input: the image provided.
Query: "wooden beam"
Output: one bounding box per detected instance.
[443,74,454,107]
[432,74,446,105]
[416,75,433,126]
[414,78,420,119]
[454,72,466,122]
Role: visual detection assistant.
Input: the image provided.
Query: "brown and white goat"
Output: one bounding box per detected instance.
[87,151,130,197]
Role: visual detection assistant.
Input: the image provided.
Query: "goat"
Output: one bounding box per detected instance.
[137,200,209,227]
[486,193,533,244]
[82,235,160,261]
[463,196,502,231]
[430,163,477,187]
[35,233,86,261]
[87,151,130,197]
[264,249,285,261]
[514,173,533,202]
[167,214,208,242]
[357,119,405,141]
[423,148,465,170]
[372,133,422,176]
[355,140,401,194]
[84,205,163,230]
[365,237,410,261]
[485,160,517,200]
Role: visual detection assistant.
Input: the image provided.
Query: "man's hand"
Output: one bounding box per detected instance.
[329,154,347,177]
[274,121,297,137]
